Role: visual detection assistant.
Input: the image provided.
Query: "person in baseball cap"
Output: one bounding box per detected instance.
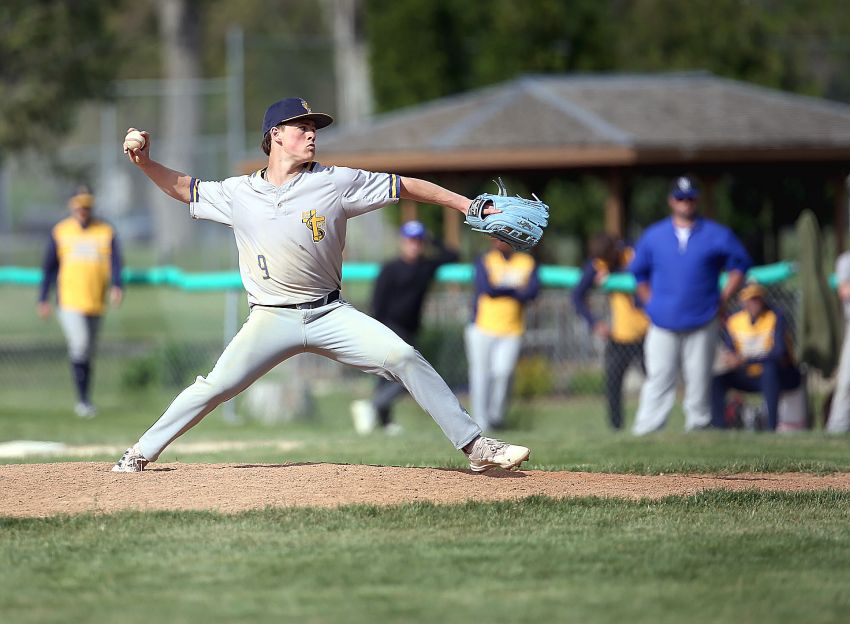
[259,98,334,155]
[738,282,767,302]
[261,98,334,137]
[670,175,700,200]
[37,185,124,420]
[400,220,426,239]
[629,173,751,435]
[712,281,802,430]
[350,219,459,436]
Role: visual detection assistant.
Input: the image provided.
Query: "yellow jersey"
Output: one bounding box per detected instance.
[472,249,539,336]
[725,307,794,377]
[40,217,121,315]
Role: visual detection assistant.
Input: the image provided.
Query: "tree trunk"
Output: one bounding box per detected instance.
[153,0,201,262]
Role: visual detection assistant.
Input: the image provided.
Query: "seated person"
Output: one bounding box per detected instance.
[711,283,802,430]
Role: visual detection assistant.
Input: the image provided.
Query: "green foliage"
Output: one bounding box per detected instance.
[542,176,607,246]
[0,1,123,157]
[365,0,850,116]
[567,368,605,395]
[121,341,216,390]
[615,0,790,86]
[513,354,554,400]
[366,0,617,112]
[418,323,468,387]
[365,0,469,112]
[363,0,850,253]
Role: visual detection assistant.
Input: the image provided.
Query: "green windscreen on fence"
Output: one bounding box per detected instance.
[0,261,799,292]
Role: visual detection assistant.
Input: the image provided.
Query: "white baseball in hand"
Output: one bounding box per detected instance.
[123,130,146,162]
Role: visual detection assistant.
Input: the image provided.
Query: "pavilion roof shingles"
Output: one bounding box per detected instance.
[243,72,850,173]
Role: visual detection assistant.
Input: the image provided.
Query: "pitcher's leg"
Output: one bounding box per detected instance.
[314,304,481,449]
[138,308,303,461]
[633,325,680,435]
[681,321,718,431]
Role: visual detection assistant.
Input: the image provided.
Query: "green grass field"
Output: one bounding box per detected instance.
[2,493,850,624]
[3,284,850,622]
[2,391,850,623]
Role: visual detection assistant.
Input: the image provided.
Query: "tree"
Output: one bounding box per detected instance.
[0,1,121,159]
[149,0,202,261]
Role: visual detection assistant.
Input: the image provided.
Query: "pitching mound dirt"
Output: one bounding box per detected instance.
[3,463,850,517]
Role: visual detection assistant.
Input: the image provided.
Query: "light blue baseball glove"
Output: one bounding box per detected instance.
[465,178,550,251]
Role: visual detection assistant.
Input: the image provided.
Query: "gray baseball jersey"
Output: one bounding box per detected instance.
[190,162,401,305]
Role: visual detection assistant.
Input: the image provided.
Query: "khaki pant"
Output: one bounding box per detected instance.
[632,321,718,435]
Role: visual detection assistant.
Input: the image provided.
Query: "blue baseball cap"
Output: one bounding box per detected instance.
[400,220,426,239]
[261,98,334,136]
[670,176,700,200]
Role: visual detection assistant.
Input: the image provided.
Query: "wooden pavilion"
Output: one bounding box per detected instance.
[242,72,850,251]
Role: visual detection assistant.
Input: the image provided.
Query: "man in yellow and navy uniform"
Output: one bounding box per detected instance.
[464,238,540,431]
[573,233,649,429]
[710,283,801,430]
[37,188,123,418]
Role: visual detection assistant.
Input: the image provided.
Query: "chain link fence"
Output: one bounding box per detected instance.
[1,280,832,428]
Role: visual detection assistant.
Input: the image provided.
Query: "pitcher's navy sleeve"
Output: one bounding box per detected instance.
[38,236,59,303]
[571,262,597,328]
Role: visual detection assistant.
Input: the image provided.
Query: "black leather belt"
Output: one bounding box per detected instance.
[278,290,340,310]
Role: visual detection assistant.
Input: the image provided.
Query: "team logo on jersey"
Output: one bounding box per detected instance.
[302,209,326,242]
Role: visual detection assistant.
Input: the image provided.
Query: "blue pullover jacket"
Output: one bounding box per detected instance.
[629,217,751,331]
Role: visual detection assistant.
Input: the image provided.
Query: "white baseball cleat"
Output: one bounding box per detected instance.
[465,436,530,473]
[383,422,404,436]
[350,400,377,435]
[74,402,97,419]
[111,444,148,473]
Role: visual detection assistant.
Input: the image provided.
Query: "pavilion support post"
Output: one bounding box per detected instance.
[701,175,718,219]
[443,205,461,250]
[400,198,418,223]
[833,175,849,254]
[604,171,624,238]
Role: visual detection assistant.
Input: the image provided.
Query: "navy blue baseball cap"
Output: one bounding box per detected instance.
[261,98,334,136]
[400,220,426,239]
[670,176,700,200]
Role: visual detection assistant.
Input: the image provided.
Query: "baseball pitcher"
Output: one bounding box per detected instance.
[112,97,546,473]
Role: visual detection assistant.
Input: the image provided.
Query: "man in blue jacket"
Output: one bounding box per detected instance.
[629,176,752,435]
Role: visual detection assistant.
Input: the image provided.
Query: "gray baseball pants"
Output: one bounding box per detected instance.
[57,309,101,362]
[827,320,850,432]
[632,320,717,435]
[464,324,521,431]
[137,300,481,461]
